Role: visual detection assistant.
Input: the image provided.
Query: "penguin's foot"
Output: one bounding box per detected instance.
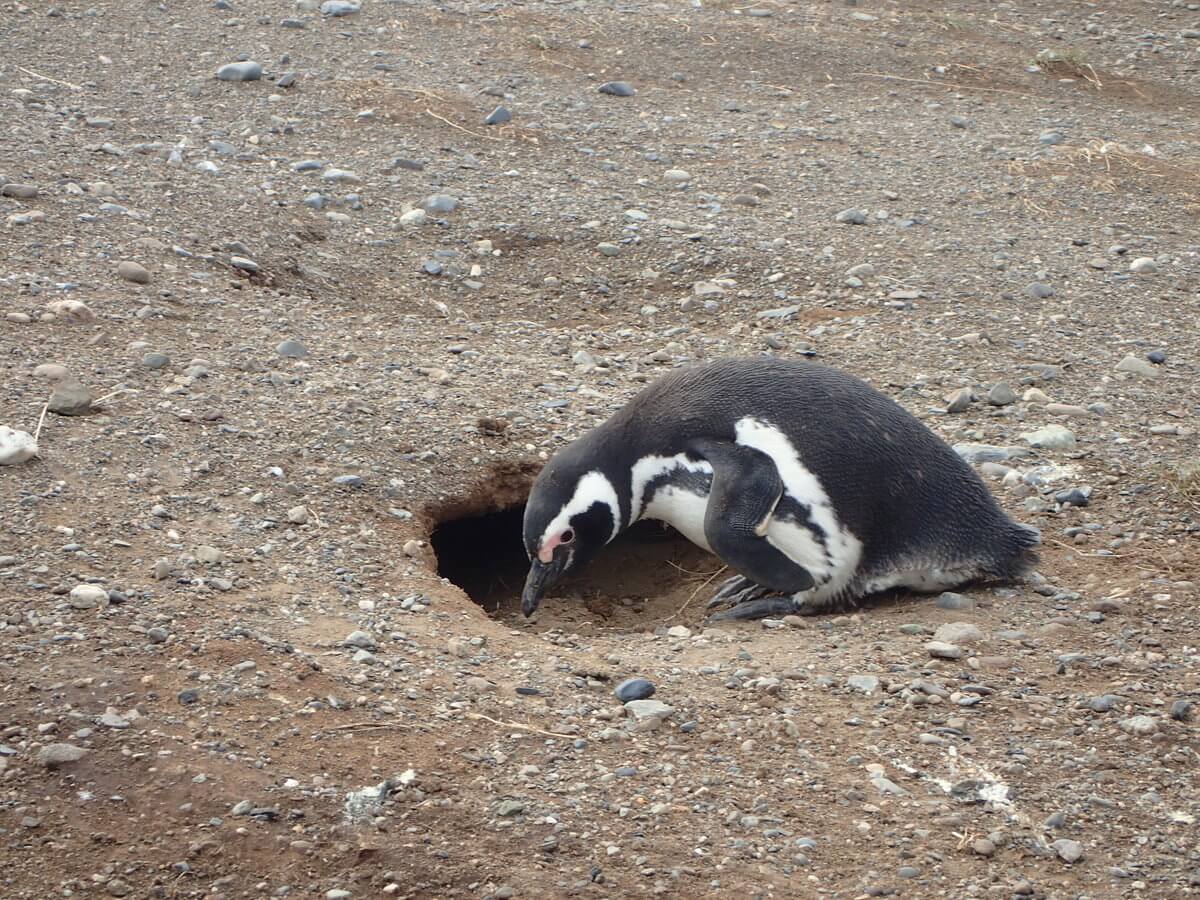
[707,595,799,622]
[705,575,773,610]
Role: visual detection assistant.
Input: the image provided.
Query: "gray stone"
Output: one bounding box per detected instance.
[935,592,975,610]
[945,388,973,413]
[484,106,512,125]
[117,261,151,284]
[216,61,263,82]
[420,194,458,214]
[141,352,170,370]
[0,183,39,199]
[614,678,655,702]
[276,340,307,358]
[320,0,360,15]
[926,641,964,660]
[344,630,376,649]
[49,380,92,416]
[1025,281,1054,298]
[933,622,984,644]
[835,207,867,225]
[954,443,1021,465]
[846,675,880,694]
[987,382,1017,406]
[37,743,88,768]
[1129,257,1156,274]
[1051,839,1084,863]
[598,81,636,97]
[495,799,525,817]
[231,256,260,273]
[1115,355,1158,378]
[1119,715,1158,736]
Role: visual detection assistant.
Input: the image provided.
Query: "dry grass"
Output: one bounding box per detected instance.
[1008,139,1200,212]
[1035,47,1102,88]
[1168,460,1200,511]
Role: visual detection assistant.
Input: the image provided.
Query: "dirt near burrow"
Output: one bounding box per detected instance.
[1,1,1198,898]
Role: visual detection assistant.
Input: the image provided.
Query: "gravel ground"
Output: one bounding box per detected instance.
[2,0,1198,897]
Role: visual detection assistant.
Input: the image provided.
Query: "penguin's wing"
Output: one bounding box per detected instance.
[690,439,816,594]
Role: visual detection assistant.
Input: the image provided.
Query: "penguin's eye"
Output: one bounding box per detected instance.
[560,528,575,544]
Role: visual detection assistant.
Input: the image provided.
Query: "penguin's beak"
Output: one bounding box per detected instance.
[521,557,564,618]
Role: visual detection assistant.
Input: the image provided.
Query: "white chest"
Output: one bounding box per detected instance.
[642,485,713,551]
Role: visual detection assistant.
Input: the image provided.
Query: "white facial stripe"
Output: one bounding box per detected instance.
[540,470,622,550]
[629,453,713,524]
[734,416,863,595]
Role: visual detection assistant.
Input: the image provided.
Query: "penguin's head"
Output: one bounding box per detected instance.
[520,452,623,618]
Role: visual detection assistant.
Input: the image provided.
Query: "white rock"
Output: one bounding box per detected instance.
[398,208,427,226]
[1119,715,1158,736]
[1020,424,1076,450]
[666,625,692,639]
[933,622,985,644]
[286,505,310,524]
[45,299,96,323]
[0,426,38,465]
[68,584,109,609]
[1128,257,1156,274]
[624,699,674,721]
[1115,355,1158,378]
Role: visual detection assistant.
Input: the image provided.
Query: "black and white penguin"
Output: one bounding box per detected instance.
[520,357,1039,622]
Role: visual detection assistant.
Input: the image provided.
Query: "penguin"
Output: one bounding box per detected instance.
[520,357,1040,622]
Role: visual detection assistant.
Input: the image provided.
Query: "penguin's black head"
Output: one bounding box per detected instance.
[520,456,623,618]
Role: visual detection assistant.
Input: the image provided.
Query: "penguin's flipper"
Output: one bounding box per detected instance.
[691,439,816,594]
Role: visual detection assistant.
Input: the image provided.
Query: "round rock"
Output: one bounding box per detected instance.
[116,261,151,284]
[614,678,655,702]
[216,61,263,82]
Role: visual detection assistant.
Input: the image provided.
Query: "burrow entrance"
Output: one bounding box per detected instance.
[426,463,719,628]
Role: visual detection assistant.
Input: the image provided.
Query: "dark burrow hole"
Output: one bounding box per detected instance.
[430,503,717,626]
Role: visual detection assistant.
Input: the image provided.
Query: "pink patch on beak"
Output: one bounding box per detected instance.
[538,535,561,563]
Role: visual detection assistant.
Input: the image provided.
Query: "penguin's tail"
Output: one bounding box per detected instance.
[988,523,1042,582]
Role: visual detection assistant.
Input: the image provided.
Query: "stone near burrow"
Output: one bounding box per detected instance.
[216,61,263,82]
[37,743,88,768]
[116,261,151,284]
[1115,355,1158,378]
[48,380,92,416]
[598,81,636,97]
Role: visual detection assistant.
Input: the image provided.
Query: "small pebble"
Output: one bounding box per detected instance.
[216,61,263,82]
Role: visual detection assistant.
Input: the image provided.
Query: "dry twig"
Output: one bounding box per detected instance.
[17,65,83,91]
[467,712,575,739]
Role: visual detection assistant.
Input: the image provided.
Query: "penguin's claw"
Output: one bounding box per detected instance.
[705,576,773,610]
[707,596,798,622]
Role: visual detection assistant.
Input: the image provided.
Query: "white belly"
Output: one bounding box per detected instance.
[643,486,713,552]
